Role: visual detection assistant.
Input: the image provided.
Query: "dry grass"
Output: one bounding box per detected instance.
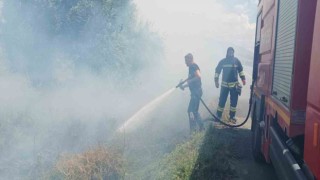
[52,146,124,180]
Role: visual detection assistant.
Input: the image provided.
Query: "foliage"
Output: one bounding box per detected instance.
[0,1,162,178]
[137,132,202,180]
[159,133,203,180]
[0,0,163,83]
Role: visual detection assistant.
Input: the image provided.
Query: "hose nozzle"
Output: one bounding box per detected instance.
[176,79,185,88]
[176,79,188,90]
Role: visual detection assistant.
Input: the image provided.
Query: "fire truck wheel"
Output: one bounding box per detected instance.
[252,121,265,163]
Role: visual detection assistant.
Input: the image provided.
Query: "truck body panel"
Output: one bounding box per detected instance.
[252,0,318,179]
[304,1,320,177]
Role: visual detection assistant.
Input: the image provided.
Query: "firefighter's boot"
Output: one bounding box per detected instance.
[216,106,224,119]
[229,117,237,124]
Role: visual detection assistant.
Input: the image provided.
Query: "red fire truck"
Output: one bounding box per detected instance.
[251,0,320,179]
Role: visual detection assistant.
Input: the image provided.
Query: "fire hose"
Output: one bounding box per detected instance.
[176,79,255,128]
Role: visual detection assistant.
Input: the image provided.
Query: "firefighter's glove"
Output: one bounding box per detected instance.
[215,80,219,88]
[242,79,246,86]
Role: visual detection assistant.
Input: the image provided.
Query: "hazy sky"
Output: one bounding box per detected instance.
[134,0,257,74]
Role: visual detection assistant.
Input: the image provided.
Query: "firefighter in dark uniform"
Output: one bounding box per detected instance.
[178,53,204,132]
[215,47,246,123]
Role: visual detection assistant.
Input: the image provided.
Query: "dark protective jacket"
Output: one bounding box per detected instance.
[215,57,245,87]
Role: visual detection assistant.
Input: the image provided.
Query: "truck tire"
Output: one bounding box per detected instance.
[252,121,265,163]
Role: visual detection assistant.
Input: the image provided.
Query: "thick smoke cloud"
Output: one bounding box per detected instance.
[0,0,165,179]
[0,0,257,179]
[134,0,257,108]
[134,0,256,76]
[1,0,163,83]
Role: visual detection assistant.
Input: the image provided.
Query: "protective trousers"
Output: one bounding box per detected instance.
[188,89,204,132]
[216,86,238,119]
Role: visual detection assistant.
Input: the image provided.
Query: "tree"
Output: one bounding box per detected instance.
[0,0,163,84]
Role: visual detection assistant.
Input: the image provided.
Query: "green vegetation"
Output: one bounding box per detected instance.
[139,126,238,180]
[1,0,163,83]
[45,126,239,180]
[190,127,238,180]
[154,132,203,180]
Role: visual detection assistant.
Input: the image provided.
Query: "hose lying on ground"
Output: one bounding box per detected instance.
[177,79,255,128]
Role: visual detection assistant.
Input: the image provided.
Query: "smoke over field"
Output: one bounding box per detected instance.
[0,0,165,179]
[0,0,257,179]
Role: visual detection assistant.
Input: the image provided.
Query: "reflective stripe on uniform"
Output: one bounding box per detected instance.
[223,64,238,68]
[215,73,220,78]
[239,71,245,77]
[221,81,230,87]
[217,106,224,112]
[221,81,238,88]
[230,106,237,112]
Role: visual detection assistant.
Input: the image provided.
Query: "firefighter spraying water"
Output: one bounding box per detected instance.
[176,53,205,132]
[117,49,250,134]
[176,48,253,129]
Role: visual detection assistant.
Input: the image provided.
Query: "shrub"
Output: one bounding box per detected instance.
[52,146,124,180]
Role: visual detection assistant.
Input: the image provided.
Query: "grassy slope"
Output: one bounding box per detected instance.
[140,126,239,180]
